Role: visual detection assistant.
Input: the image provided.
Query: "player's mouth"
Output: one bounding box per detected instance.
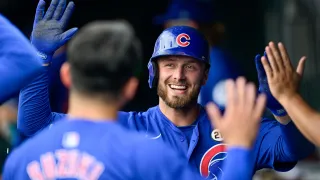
[168,84,188,94]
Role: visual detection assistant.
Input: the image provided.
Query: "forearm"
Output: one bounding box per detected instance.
[273,115,291,125]
[17,66,53,137]
[281,94,320,146]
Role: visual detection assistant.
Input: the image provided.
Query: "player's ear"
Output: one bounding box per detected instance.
[60,62,72,89]
[122,77,139,101]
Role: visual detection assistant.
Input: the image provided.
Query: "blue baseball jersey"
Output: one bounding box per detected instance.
[3,118,203,180]
[221,147,255,180]
[0,14,42,104]
[18,67,315,180]
[198,47,242,108]
[118,106,314,178]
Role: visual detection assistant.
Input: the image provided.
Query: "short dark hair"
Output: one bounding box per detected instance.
[67,20,142,99]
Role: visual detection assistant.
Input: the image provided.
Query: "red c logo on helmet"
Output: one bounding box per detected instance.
[176,33,191,47]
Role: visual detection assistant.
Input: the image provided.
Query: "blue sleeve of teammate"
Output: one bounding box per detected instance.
[0,14,42,104]
[255,118,315,171]
[221,147,254,180]
[18,66,66,138]
[134,141,204,180]
[17,0,76,138]
[18,68,67,138]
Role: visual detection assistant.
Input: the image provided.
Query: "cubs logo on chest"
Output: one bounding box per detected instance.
[199,130,227,180]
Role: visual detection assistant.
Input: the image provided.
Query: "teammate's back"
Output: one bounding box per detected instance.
[4,118,201,180]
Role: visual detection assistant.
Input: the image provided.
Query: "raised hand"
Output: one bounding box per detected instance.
[31,0,78,63]
[206,77,266,148]
[255,51,287,117]
[260,42,306,105]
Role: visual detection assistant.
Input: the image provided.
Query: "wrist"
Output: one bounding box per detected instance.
[227,145,251,151]
[279,93,300,108]
[226,139,254,149]
[269,108,287,117]
[36,51,53,65]
[273,115,291,125]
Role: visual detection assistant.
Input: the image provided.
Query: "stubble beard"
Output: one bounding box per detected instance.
[157,82,200,109]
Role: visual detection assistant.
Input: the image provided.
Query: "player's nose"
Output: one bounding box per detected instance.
[172,66,186,80]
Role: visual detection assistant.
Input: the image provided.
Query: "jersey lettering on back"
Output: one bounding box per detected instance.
[26,149,105,180]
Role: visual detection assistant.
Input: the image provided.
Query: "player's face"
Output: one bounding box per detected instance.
[157,56,206,108]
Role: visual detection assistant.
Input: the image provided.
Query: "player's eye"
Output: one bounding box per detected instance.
[165,64,174,67]
[186,65,195,70]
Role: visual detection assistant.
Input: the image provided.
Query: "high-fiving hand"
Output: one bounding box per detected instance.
[31,0,78,63]
[255,52,288,117]
[260,42,306,104]
[206,77,267,148]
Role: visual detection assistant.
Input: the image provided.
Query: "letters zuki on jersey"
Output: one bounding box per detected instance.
[200,144,227,180]
[27,149,105,180]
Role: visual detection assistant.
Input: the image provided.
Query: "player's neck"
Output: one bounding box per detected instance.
[67,93,119,122]
[159,99,200,126]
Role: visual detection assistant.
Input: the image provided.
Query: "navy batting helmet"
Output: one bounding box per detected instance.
[148,26,210,88]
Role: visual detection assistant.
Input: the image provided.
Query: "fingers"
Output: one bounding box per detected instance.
[245,82,256,111]
[59,27,78,45]
[278,42,293,70]
[235,78,258,116]
[206,102,222,129]
[253,93,267,120]
[43,0,60,20]
[296,56,307,76]
[233,77,262,118]
[236,77,246,107]
[225,79,236,112]
[255,55,267,81]
[265,45,279,72]
[254,54,261,63]
[266,41,306,77]
[53,0,67,20]
[33,0,46,27]
[60,1,75,29]
[261,56,273,79]
[255,55,265,77]
[269,42,284,71]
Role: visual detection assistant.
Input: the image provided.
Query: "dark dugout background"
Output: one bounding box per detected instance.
[0,0,266,112]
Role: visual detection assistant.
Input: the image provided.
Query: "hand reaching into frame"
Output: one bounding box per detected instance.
[260,42,306,104]
[206,77,267,148]
[31,0,77,63]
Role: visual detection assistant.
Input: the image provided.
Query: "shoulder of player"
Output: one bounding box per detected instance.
[5,139,30,165]
[13,122,57,153]
[118,106,158,120]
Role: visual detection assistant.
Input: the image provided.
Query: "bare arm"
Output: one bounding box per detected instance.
[281,94,320,146]
[259,41,318,145]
